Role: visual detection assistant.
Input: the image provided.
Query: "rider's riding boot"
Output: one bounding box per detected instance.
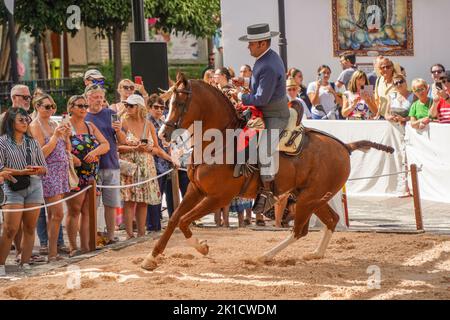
[253,181,277,215]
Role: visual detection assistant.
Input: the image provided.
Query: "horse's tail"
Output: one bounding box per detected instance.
[345,140,394,154]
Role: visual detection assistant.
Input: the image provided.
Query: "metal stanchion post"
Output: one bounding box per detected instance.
[171,169,181,211]
[88,180,97,251]
[410,164,424,231]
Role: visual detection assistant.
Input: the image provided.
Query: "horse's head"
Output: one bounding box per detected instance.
[159,73,193,142]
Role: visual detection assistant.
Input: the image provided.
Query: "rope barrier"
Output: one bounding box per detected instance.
[96,169,174,189]
[347,167,422,182]
[0,186,92,213]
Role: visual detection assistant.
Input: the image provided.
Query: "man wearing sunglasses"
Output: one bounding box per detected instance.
[84,69,105,88]
[428,63,446,100]
[0,84,32,136]
[85,84,127,243]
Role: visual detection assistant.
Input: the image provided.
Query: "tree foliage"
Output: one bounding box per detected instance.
[145,0,221,38]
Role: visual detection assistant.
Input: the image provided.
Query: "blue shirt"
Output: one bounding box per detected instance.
[85,108,119,170]
[241,49,286,107]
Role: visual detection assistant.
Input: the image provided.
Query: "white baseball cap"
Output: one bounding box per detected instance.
[126,94,145,106]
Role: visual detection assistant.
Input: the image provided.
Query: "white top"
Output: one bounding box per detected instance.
[307,82,336,116]
[288,95,312,119]
[388,92,414,117]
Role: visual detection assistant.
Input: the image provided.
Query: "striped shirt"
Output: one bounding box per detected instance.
[436,99,450,124]
[0,135,47,171]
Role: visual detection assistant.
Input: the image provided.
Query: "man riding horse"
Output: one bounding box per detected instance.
[234,23,290,215]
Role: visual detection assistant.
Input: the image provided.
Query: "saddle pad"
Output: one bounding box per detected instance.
[278,108,304,155]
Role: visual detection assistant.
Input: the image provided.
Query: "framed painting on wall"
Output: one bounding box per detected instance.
[332,0,414,56]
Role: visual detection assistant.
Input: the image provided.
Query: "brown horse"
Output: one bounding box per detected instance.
[141,75,393,270]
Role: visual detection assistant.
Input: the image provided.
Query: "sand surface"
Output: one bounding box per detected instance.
[0,228,449,300]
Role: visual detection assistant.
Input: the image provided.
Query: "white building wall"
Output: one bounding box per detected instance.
[221,0,450,85]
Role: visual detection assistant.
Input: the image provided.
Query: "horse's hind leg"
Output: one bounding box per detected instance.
[141,183,205,270]
[258,193,316,262]
[303,203,339,260]
[179,195,233,256]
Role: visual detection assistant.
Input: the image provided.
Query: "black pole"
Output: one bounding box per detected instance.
[107,34,113,62]
[277,0,288,71]
[6,2,19,83]
[131,0,146,41]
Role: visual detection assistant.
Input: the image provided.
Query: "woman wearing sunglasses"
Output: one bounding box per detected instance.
[110,79,136,117]
[118,94,162,239]
[65,95,109,256]
[385,75,415,123]
[0,108,47,276]
[29,93,71,261]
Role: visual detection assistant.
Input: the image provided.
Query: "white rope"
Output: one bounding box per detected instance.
[97,169,174,189]
[0,186,92,213]
[348,167,422,182]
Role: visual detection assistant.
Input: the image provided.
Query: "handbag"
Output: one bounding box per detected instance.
[8,139,31,191]
[68,153,79,189]
[119,159,138,177]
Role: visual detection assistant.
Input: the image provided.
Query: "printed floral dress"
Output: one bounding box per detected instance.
[119,125,161,204]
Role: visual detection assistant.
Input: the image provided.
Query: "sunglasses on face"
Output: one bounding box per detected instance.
[432,70,444,74]
[122,85,135,91]
[394,80,405,86]
[73,104,89,109]
[287,88,298,92]
[16,117,31,124]
[15,94,32,101]
[91,79,105,86]
[125,103,136,109]
[40,104,56,110]
[413,87,426,93]
[152,104,165,111]
[380,65,393,70]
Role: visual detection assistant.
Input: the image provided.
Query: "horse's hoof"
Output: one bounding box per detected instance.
[257,255,271,264]
[141,255,158,270]
[302,252,323,261]
[196,240,209,256]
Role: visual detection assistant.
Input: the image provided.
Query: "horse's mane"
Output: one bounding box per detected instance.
[191,80,241,126]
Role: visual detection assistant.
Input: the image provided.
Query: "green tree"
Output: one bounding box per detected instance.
[78,0,132,100]
[145,0,220,38]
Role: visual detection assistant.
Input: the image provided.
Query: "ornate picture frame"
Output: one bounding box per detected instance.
[332,0,414,56]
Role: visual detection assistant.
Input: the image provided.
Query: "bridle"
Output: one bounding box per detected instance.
[163,81,192,130]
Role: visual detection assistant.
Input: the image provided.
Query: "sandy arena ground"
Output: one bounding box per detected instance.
[0,228,449,300]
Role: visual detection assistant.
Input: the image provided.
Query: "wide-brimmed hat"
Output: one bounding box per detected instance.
[238,23,280,42]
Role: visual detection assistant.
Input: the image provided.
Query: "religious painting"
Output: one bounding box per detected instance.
[332,0,413,56]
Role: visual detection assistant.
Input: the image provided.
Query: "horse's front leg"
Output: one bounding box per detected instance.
[179,195,233,256]
[141,183,205,270]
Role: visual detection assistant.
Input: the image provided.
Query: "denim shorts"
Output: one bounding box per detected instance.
[97,169,121,208]
[3,176,44,206]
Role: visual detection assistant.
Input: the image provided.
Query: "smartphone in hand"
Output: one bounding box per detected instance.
[436,82,443,90]
[111,114,120,123]
[134,76,143,85]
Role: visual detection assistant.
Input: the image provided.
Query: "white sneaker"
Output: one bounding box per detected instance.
[0,265,6,277]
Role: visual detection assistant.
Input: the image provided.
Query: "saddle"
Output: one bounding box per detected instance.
[277,101,306,156]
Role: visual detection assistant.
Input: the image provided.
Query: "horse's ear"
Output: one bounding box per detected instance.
[176,72,188,87]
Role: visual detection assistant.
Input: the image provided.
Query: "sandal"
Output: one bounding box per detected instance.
[256,220,266,227]
[30,254,46,264]
[57,245,71,255]
[243,218,251,226]
[69,249,82,258]
[48,255,65,263]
